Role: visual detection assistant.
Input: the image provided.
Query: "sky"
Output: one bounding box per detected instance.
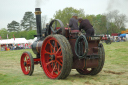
[0,0,128,29]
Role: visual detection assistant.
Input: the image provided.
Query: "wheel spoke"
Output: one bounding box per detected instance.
[25,56,28,61]
[60,59,63,63]
[57,51,62,55]
[48,41,56,53]
[26,62,30,65]
[57,63,61,74]
[48,42,54,50]
[51,61,54,68]
[55,41,58,50]
[51,65,56,75]
[26,58,30,64]
[46,60,54,66]
[53,41,56,53]
[56,55,62,58]
[56,47,61,54]
[45,50,53,55]
[56,60,62,66]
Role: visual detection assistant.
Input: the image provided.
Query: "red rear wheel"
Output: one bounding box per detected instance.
[76,43,105,75]
[41,35,72,79]
[21,51,34,76]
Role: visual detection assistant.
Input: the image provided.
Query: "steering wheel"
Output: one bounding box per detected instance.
[48,19,65,35]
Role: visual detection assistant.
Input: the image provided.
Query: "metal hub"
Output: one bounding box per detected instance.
[51,55,55,60]
[24,62,27,66]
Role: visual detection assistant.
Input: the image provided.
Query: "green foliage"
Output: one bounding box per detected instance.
[7,20,20,32]
[27,30,37,39]
[85,14,107,35]
[0,28,36,39]
[0,28,8,39]
[21,12,36,31]
[53,7,85,27]
[52,8,127,35]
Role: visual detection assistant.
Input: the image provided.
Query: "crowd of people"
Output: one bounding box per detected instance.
[0,43,31,51]
[111,36,127,42]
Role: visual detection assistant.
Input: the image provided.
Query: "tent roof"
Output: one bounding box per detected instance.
[0,39,14,44]
[0,38,28,44]
[11,38,28,44]
[119,34,126,37]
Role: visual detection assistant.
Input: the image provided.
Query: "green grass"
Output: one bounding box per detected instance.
[0,42,128,85]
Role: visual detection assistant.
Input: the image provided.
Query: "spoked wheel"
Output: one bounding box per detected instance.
[48,19,65,35]
[76,43,105,75]
[41,34,72,79]
[20,51,34,76]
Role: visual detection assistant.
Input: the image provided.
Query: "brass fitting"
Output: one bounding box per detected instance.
[35,11,41,15]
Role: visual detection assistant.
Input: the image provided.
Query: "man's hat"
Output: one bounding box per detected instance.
[73,13,78,17]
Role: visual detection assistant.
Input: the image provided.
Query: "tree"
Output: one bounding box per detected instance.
[27,30,36,39]
[21,12,36,31]
[105,10,128,33]
[41,15,47,28]
[0,28,8,39]
[7,20,20,32]
[85,14,107,35]
[52,7,85,27]
[95,14,108,34]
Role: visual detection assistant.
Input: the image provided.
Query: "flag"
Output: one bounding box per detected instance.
[7,34,8,39]
[13,34,15,41]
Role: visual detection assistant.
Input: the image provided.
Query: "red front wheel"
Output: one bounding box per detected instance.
[20,51,34,76]
[41,34,72,79]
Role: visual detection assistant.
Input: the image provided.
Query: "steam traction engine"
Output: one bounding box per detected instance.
[20,8,105,79]
[102,35,111,44]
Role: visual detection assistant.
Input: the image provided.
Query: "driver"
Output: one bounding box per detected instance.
[68,13,79,30]
[78,17,94,36]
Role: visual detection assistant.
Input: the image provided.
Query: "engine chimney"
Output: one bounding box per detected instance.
[35,8,42,40]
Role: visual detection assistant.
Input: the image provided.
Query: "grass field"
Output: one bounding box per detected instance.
[0,42,128,85]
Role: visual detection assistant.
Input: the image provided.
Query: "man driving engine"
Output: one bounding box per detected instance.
[78,17,94,36]
[68,13,79,30]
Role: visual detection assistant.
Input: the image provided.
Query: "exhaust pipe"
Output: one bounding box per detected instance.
[35,8,42,40]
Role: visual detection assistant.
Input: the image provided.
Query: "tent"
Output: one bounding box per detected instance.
[0,39,14,44]
[12,38,28,44]
[0,38,28,44]
[119,34,126,37]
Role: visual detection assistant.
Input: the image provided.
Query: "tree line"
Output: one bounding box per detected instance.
[53,7,127,35]
[0,28,36,39]
[0,7,127,39]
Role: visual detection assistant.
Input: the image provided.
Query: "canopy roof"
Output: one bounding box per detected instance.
[119,34,126,37]
[0,38,28,44]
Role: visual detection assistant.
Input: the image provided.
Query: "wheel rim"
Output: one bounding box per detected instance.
[21,53,31,75]
[48,19,65,35]
[41,37,63,79]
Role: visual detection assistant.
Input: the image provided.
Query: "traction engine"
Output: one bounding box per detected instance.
[20,8,105,79]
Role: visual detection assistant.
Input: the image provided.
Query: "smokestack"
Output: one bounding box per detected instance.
[35,8,42,40]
